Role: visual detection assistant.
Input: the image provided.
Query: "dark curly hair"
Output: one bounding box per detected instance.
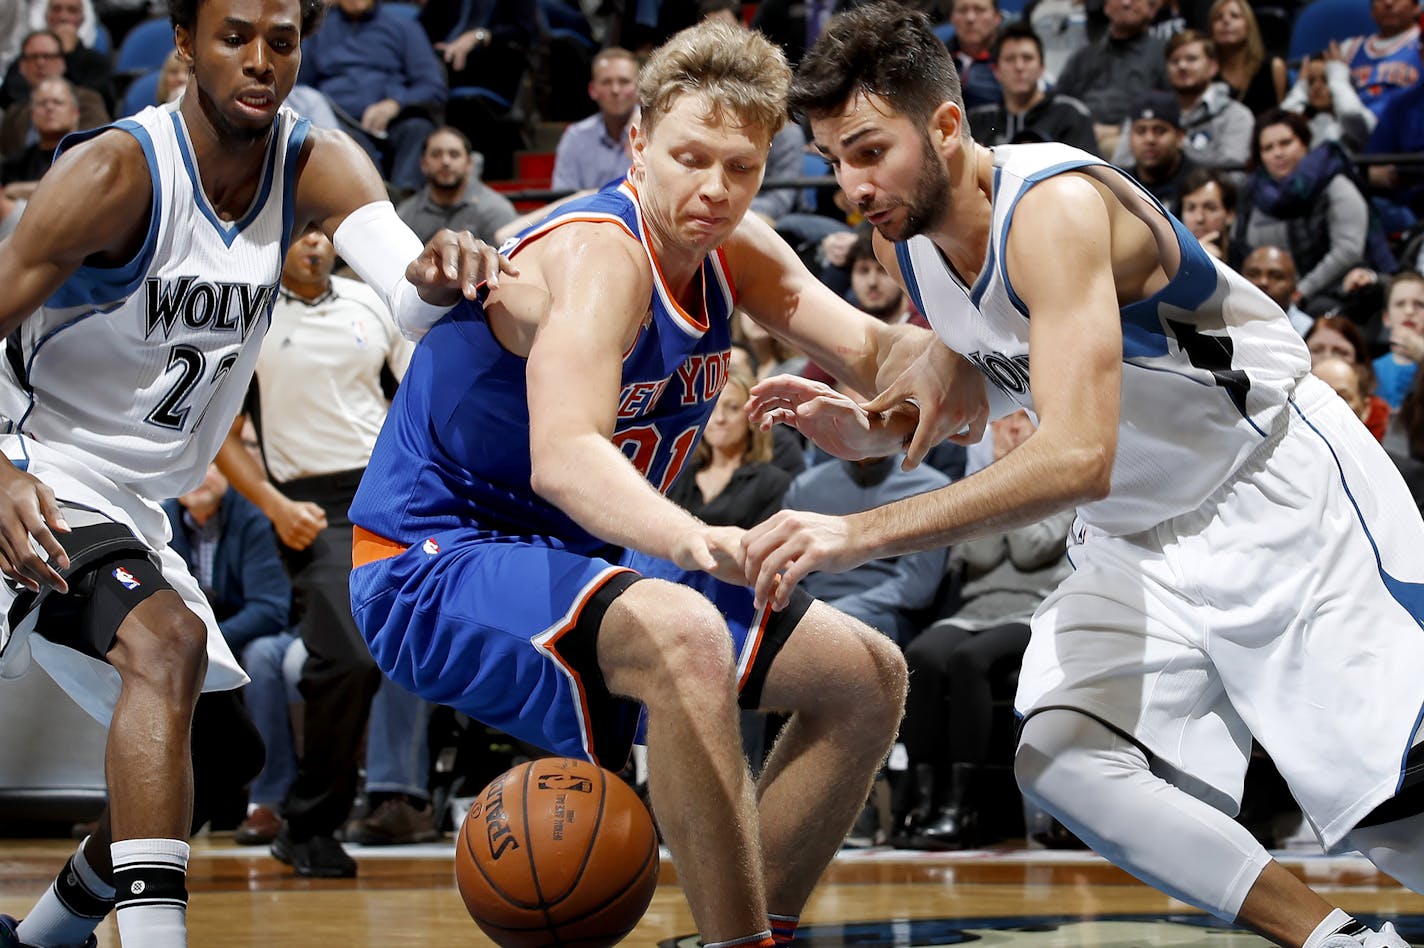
[788,1,963,131]
[168,0,327,37]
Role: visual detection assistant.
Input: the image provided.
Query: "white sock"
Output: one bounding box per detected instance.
[112,838,189,948]
[16,837,115,946]
[1304,908,1365,948]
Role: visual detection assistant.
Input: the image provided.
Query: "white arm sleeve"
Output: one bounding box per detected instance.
[333,200,449,340]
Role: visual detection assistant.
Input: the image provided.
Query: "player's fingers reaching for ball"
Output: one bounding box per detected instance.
[742,510,855,610]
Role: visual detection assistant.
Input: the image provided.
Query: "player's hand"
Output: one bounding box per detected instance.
[436,29,489,72]
[746,375,902,460]
[360,98,401,135]
[819,230,858,268]
[271,498,327,551]
[672,525,748,585]
[862,341,989,469]
[0,461,70,594]
[406,229,520,307]
[1392,325,1424,364]
[741,510,864,611]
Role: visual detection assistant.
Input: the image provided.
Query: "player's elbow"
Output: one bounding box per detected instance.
[1062,443,1113,503]
[528,448,575,507]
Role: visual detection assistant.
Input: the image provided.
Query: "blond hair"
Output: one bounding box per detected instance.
[637,20,790,147]
[1209,0,1264,85]
[693,369,774,466]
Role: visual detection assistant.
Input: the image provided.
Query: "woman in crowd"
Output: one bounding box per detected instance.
[1306,315,1391,439]
[1207,0,1286,114]
[1238,110,1368,312]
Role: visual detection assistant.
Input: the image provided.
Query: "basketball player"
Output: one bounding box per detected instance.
[348,21,941,948]
[739,5,1424,947]
[0,0,508,943]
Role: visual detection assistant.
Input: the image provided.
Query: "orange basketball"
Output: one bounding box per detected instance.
[455,757,660,948]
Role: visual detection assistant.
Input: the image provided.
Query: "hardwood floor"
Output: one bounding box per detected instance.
[3,838,1423,946]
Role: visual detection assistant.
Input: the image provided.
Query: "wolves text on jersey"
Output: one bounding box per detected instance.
[143,276,278,342]
[966,351,1032,398]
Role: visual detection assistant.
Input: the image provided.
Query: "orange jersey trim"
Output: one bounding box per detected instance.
[352,525,407,569]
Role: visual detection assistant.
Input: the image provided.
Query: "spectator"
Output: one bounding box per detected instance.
[897,413,1073,851]
[215,228,414,878]
[418,0,539,108]
[1337,0,1421,118]
[946,0,1004,110]
[1362,25,1424,213]
[967,21,1098,154]
[1157,29,1253,172]
[1306,314,1392,439]
[155,47,189,104]
[1373,269,1424,408]
[1206,0,1285,115]
[298,0,448,192]
[162,465,294,848]
[0,29,106,150]
[749,118,809,224]
[342,678,441,845]
[1,75,80,200]
[551,47,639,193]
[1241,244,1314,336]
[751,0,863,67]
[1122,90,1197,215]
[781,381,953,648]
[1053,0,1167,153]
[1313,356,1377,433]
[1282,47,1377,153]
[1385,368,1424,512]
[37,0,111,109]
[1179,167,1245,266]
[1238,109,1368,311]
[396,125,517,244]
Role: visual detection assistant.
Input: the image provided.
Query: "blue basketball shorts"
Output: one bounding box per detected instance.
[350,526,811,770]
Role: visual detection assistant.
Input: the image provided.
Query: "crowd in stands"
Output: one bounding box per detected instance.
[2,0,1424,863]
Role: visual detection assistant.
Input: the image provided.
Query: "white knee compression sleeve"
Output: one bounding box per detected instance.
[333,201,448,340]
[1016,708,1272,920]
[1341,811,1424,894]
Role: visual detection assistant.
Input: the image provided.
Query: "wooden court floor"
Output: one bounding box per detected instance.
[5,837,1424,946]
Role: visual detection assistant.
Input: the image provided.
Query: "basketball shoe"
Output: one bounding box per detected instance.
[0,915,97,948]
[1319,922,1412,947]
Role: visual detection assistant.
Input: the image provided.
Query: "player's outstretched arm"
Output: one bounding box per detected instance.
[294,128,517,339]
[727,213,987,465]
[741,175,1124,610]
[518,224,745,584]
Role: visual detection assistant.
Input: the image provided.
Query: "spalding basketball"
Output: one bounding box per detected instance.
[455,757,660,948]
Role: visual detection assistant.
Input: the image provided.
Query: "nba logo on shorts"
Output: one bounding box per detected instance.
[112,567,141,590]
[423,538,440,555]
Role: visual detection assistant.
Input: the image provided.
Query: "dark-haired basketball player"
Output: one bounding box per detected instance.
[0,0,508,943]
[742,4,1424,947]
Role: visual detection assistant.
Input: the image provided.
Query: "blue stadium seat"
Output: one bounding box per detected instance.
[1288,0,1375,61]
[115,17,175,74]
[385,3,421,17]
[933,21,956,44]
[91,23,111,56]
[122,70,161,116]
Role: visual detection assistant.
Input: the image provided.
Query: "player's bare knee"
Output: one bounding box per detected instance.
[601,581,734,703]
[110,602,208,701]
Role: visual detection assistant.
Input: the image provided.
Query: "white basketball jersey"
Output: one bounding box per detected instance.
[0,101,311,501]
[896,143,1312,535]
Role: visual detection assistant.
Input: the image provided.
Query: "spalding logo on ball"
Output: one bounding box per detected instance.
[456,757,660,948]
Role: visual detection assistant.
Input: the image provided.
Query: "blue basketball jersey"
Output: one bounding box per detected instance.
[350,179,736,551]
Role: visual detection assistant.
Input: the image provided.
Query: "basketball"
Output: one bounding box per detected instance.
[455,757,660,948]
